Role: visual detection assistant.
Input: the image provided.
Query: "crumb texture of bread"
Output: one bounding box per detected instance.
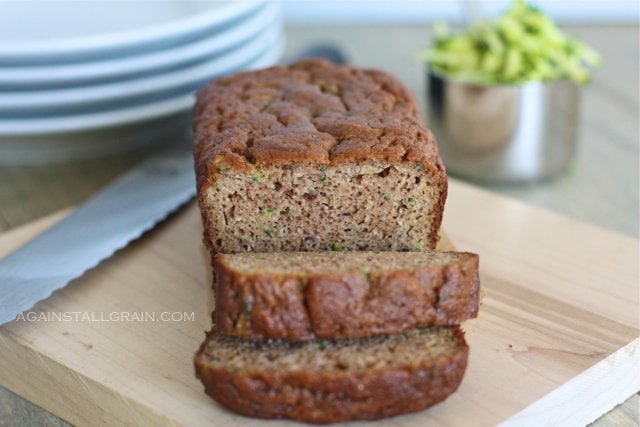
[214,251,480,339]
[193,59,447,253]
[194,326,468,424]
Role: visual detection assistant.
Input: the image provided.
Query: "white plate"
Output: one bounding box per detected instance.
[0,113,192,164]
[0,0,264,64]
[0,3,279,88]
[0,35,284,136]
[0,23,282,114]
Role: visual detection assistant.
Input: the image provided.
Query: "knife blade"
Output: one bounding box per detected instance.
[0,147,196,324]
[0,43,347,325]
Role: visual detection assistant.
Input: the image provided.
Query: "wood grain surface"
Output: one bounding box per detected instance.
[0,179,637,426]
[0,23,638,426]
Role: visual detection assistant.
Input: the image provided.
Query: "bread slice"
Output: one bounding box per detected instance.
[213,251,479,339]
[194,326,468,423]
[193,59,447,254]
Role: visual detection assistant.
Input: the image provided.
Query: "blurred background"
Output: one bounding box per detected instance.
[1,0,635,234]
[285,1,638,23]
[284,1,639,239]
[0,1,638,425]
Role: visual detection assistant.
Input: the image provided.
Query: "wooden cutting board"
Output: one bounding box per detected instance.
[0,179,637,426]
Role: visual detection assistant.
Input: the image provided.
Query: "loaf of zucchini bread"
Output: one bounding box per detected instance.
[193,59,447,253]
[213,251,479,339]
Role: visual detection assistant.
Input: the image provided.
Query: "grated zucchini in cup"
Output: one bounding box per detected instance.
[417,0,602,85]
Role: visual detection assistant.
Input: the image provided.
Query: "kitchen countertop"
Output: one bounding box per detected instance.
[0,24,638,426]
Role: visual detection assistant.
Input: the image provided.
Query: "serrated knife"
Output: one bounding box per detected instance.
[0,147,196,324]
[0,44,347,325]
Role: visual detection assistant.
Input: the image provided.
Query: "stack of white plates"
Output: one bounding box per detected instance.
[0,0,284,163]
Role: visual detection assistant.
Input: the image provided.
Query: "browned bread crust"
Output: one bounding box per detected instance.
[194,326,468,424]
[193,58,445,181]
[213,251,480,339]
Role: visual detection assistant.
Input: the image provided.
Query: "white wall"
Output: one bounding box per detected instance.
[283,1,640,25]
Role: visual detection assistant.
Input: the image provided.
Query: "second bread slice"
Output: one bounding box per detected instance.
[214,251,479,339]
